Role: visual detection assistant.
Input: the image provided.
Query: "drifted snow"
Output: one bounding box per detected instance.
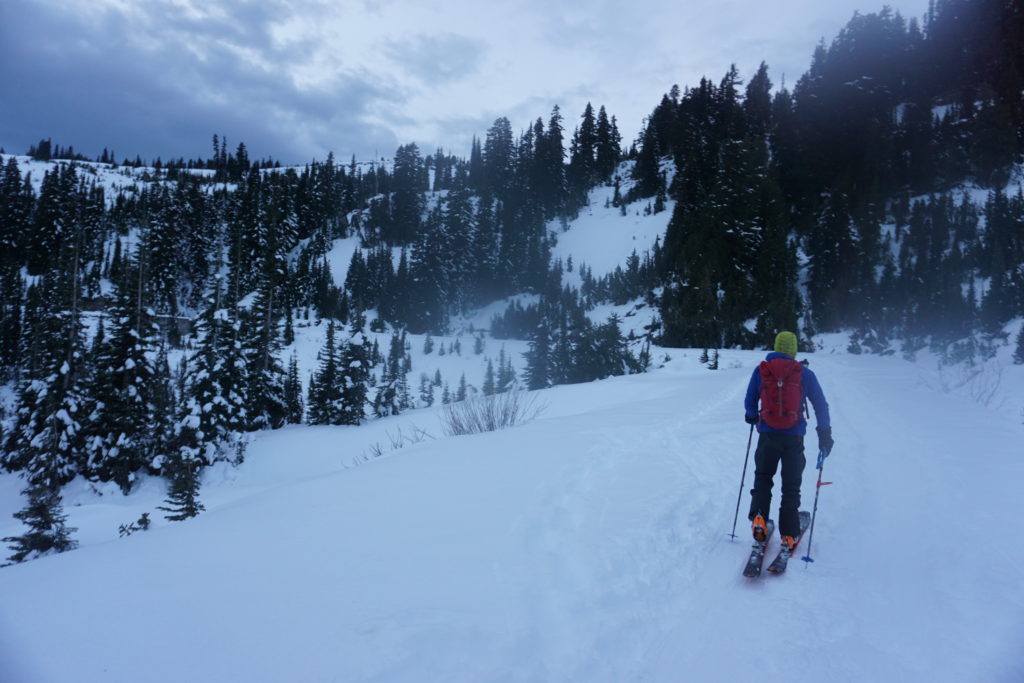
[0,348,1021,682]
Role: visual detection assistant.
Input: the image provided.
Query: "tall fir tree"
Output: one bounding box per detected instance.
[373,329,409,417]
[524,321,552,390]
[336,313,373,425]
[3,245,89,490]
[284,351,305,423]
[174,280,248,466]
[307,320,345,425]
[84,242,160,492]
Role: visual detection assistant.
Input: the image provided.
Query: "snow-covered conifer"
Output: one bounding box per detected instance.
[524,322,552,390]
[307,320,344,425]
[284,352,304,424]
[419,373,434,407]
[174,280,248,466]
[84,247,160,492]
[337,314,373,425]
[482,359,496,396]
[496,348,516,392]
[157,452,205,521]
[3,272,88,490]
[3,484,78,564]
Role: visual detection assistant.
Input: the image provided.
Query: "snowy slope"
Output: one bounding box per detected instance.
[550,181,669,284]
[0,154,220,204]
[1,349,1022,682]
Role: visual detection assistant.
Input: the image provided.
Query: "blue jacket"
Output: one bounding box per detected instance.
[744,352,830,436]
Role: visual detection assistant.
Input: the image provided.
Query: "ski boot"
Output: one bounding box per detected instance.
[752,514,770,543]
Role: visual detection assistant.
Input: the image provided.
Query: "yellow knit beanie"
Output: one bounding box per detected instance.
[774,331,798,357]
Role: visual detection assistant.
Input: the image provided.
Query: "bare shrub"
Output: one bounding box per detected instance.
[440,390,547,437]
[387,425,433,449]
[357,425,434,464]
[935,358,1006,409]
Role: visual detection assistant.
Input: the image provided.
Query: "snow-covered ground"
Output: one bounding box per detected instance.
[3,154,1023,682]
[1,344,1022,682]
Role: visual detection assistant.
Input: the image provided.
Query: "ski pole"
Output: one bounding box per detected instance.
[801,452,833,564]
[728,423,755,539]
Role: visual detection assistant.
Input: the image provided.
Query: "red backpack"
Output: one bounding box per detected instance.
[758,358,804,430]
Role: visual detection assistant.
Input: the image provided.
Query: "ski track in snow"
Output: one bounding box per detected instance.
[1,351,1023,682]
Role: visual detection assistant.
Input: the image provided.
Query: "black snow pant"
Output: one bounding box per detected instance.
[748,432,806,538]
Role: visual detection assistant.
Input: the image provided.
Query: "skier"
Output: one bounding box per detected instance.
[743,331,833,553]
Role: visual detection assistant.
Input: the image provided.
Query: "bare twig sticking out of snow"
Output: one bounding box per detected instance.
[358,425,434,464]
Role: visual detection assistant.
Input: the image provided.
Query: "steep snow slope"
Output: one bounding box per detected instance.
[1,350,1021,682]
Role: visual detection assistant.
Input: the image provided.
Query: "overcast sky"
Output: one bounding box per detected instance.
[0,0,932,165]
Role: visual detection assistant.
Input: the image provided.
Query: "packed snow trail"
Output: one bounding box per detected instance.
[642,353,1024,682]
[0,351,1021,682]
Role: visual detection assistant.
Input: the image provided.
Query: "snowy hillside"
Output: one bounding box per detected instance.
[2,342,1022,682]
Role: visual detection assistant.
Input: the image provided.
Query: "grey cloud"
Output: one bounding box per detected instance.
[0,1,400,163]
[385,33,485,86]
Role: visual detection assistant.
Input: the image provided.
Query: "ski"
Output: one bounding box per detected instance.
[766,511,812,575]
[742,520,775,578]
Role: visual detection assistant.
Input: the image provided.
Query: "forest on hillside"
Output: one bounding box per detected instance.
[0,0,1022,519]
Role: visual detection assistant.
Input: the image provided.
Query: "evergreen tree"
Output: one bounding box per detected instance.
[418,373,434,407]
[242,289,288,432]
[149,344,177,473]
[373,329,407,417]
[632,121,662,199]
[0,156,31,266]
[595,106,622,182]
[3,268,89,490]
[84,244,160,492]
[307,320,345,425]
[482,359,496,396]
[468,135,485,191]
[472,194,501,304]
[483,117,515,199]
[568,102,598,204]
[442,184,476,312]
[593,314,635,378]
[3,484,78,564]
[496,347,516,392]
[0,268,25,376]
[524,321,552,390]
[337,314,373,425]
[537,105,568,217]
[174,280,248,466]
[1013,325,1024,365]
[407,206,449,334]
[284,352,304,423]
[388,143,425,244]
[26,164,78,275]
[157,452,205,521]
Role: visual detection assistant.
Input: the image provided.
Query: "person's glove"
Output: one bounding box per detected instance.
[816,449,828,470]
[745,414,758,425]
[816,427,834,468]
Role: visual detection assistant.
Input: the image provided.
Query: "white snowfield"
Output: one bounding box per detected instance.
[1,348,1022,682]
